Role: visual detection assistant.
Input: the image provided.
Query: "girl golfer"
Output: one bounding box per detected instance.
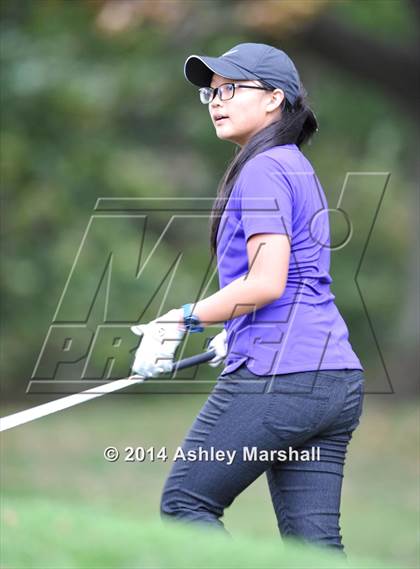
[131,43,365,556]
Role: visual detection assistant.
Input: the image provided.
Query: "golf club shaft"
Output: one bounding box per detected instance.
[0,349,217,432]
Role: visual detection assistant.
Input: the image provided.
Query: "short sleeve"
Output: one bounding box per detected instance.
[237,154,293,241]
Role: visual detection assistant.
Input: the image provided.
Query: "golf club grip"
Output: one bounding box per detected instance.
[171,348,216,371]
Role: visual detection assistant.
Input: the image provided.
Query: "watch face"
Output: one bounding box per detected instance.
[184,315,203,333]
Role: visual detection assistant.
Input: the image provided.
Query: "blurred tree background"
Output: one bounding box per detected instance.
[1,0,419,397]
[1,2,419,569]
[1,0,418,398]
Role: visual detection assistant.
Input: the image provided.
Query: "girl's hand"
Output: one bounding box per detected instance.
[131,309,185,377]
[207,328,228,367]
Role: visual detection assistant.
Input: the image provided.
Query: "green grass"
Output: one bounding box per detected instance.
[1,495,392,569]
[1,393,419,568]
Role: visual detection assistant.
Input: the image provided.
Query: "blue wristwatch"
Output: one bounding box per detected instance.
[182,303,204,333]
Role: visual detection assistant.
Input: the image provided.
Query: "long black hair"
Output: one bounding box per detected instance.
[209,82,318,256]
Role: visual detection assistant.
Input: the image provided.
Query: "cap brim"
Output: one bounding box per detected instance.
[184,55,257,87]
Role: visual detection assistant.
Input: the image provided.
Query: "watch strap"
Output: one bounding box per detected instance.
[182,303,204,333]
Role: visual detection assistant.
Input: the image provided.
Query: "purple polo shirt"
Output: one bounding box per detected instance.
[216,144,363,377]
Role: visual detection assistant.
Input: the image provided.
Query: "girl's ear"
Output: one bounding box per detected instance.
[267,88,285,113]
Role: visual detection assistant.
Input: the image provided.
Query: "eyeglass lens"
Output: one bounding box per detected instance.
[199,83,235,104]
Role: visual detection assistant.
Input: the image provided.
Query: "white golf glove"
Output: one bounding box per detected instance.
[207,328,228,367]
[131,309,185,378]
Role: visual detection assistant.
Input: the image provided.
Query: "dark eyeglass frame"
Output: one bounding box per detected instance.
[199,82,273,104]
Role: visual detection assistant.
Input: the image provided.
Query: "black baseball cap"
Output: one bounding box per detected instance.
[184,42,301,105]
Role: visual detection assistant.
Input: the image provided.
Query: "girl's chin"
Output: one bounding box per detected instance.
[216,124,235,138]
[215,124,230,132]
[215,123,245,142]
[216,130,240,143]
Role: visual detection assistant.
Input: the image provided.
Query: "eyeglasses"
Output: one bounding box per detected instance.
[199,82,273,104]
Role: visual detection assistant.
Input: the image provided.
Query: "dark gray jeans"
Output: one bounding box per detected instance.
[160,362,365,555]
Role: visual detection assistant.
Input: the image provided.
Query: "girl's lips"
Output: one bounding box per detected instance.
[215,117,229,124]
